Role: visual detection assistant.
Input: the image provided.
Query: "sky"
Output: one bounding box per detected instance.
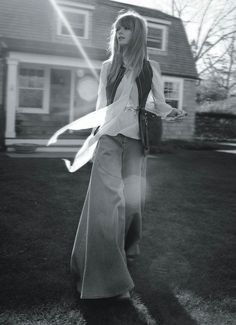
[111,0,171,13]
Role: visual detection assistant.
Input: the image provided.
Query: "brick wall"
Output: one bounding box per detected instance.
[162,78,196,139]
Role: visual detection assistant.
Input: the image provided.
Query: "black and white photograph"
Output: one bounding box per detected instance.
[0,0,235,324]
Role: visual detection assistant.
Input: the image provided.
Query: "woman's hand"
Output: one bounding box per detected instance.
[166,108,187,121]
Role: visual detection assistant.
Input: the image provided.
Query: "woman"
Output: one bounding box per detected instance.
[48,10,185,299]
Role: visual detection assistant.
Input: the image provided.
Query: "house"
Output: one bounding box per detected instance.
[0,0,198,152]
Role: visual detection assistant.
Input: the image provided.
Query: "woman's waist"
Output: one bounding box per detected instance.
[124,105,139,114]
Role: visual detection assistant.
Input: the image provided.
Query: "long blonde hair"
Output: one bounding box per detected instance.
[107,10,148,83]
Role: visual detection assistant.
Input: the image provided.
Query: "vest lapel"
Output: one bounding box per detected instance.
[106,60,153,107]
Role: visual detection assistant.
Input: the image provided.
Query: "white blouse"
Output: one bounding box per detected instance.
[96,60,172,140]
[47,59,174,172]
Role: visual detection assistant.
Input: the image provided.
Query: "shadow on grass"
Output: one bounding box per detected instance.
[73,286,198,325]
[128,260,198,325]
[137,286,198,325]
[0,226,198,324]
[76,297,147,325]
[0,265,197,325]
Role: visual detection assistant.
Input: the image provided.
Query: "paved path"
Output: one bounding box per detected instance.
[2,142,236,158]
[4,151,76,159]
[216,142,236,154]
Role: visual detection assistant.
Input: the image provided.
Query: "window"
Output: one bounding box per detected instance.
[17,65,50,114]
[58,7,89,39]
[147,23,167,51]
[50,68,71,116]
[163,77,183,109]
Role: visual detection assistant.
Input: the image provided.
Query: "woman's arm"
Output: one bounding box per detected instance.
[95,60,110,111]
[149,60,186,119]
[92,61,110,135]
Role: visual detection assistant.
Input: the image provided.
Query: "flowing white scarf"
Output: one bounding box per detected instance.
[47,72,134,172]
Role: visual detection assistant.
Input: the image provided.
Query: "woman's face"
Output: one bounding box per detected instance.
[116,25,132,46]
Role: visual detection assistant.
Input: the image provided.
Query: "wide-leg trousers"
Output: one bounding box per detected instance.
[70,134,146,299]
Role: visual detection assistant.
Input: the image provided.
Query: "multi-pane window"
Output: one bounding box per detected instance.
[164,79,183,109]
[18,66,49,113]
[147,23,167,51]
[58,7,89,38]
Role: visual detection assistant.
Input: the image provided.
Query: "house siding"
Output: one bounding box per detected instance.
[0,0,54,42]
[92,3,115,49]
[0,0,96,47]
[16,113,69,138]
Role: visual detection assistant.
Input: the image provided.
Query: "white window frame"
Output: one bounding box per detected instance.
[147,22,168,51]
[163,76,184,109]
[57,6,90,39]
[57,1,95,10]
[17,64,50,114]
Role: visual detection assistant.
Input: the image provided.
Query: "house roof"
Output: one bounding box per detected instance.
[0,0,198,79]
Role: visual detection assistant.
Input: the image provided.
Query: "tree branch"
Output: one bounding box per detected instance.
[196,30,236,61]
[196,0,214,46]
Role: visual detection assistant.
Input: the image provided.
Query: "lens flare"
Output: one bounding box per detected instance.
[48,0,99,81]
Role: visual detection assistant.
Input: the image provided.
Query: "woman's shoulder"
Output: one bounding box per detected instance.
[148,59,161,73]
[101,59,112,68]
[100,60,112,76]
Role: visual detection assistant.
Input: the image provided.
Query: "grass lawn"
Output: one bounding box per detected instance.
[0,149,235,325]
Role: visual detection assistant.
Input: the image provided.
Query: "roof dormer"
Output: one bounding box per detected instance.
[145,16,171,54]
[56,0,95,40]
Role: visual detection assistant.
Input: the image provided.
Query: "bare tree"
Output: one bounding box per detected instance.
[204,31,236,97]
[171,0,236,78]
[171,0,199,22]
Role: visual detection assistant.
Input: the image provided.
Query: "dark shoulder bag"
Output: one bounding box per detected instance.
[137,60,163,155]
[138,106,162,155]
